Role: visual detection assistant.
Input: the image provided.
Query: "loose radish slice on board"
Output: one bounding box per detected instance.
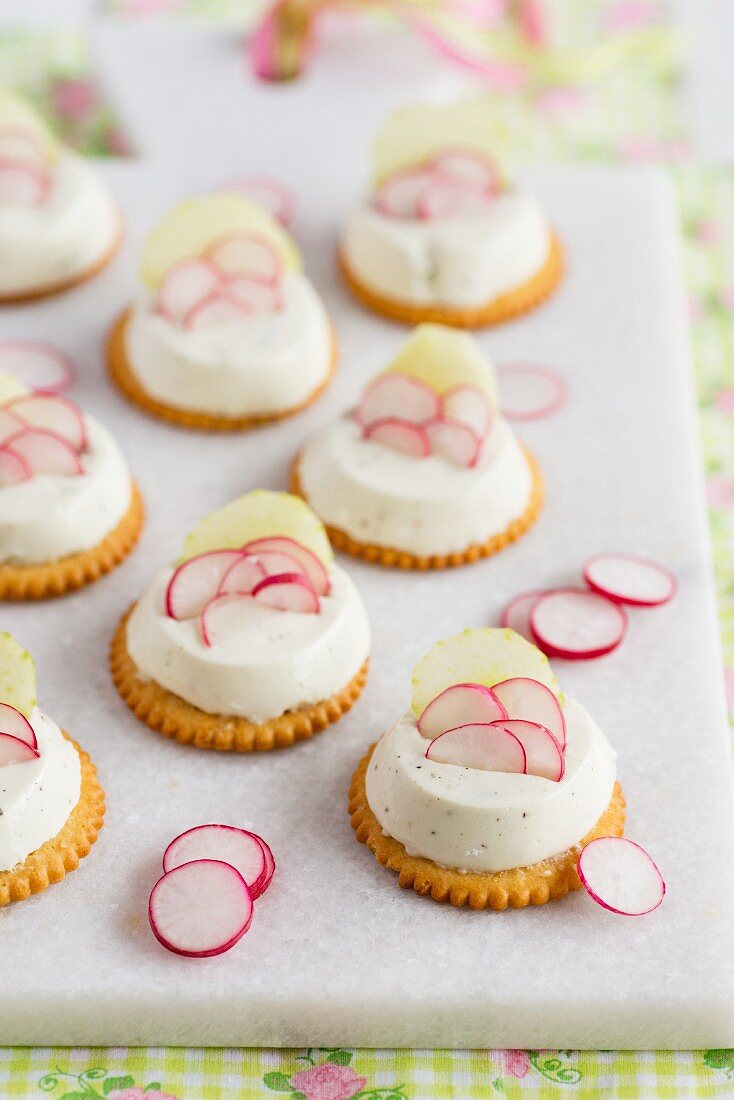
[166,550,244,620]
[0,445,31,485]
[252,572,319,613]
[425,418,481,467]
[498,363,567,421]
[500,590,544,641]
[220,176,294,226]
[492,677,567,749]
[417,683,507,739]
[163,824,274,899]
[4,428,83,477]
[577,837,665,916]
[241,536,330,596]
[489,718,564,781]
[148,859,254,957]
[0,340,75,393]
[583,552,677,607]
[426,723,526,774]
[5,394,86,450]
[364,417,431,458]
[0,731,40,765]
[357,372,440,428]
[0,701,37,749]
[531,588,627,660]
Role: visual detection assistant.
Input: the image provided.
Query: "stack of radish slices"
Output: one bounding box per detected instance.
[419,677,567,781]
[166,535,329,647]
[149,825,275,958]
[502,553,677,660]
[0,702,40,765]
[155,232,284,331]
[0,393,86,486]
[374,149,501,221]
[356,372,492,468]
[0,126,52,206]
[0,340,75,394]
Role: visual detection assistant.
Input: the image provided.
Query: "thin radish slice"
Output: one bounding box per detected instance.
[252,572,320,614]
[417,682,507,739]
[0,409,23,443]
[374,168,434,218]
[0,128,45,166]
[225,275,282,313]
[183,291,252,330]
[241,536,330,597]
[357,372,440,428]
[489,718,564,781]
[5,394,86,450]
[418,180,495,220]
[165,549,244,620]
[498,363,567,421]
[0,701,37,749]
[0,160,50,206]
[425,417,482,468]
[200,593,253,647]
[500,590,545,641]
[148,859,254,958]
[492,677,566,750]
[583,552,677,607]
[163,824,274,900]
[204,232,282,284]
[428,148,501,192]
[157,259,222,320]
[216,554,267,597]
[577,836,665,916]
[364,417,431,458]
[0,446,31,486]
[0,340,75,393]
[426,722,526,774]
[0,731,40,765]
[531,588,627,660]
[219,176,294,227]
[3,428,83,477]
[442,384,492,437]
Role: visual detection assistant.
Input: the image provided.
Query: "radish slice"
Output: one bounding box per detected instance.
[374,168,434,218]
[0,160,50,206]
[0,128,45,166]
[425,417,482,467]
[5,394,86,450]
[426,723,526,774]
[163,824,275,900]
[0,701,37,749]
[489,718,564,781]
[418,180,495,220]
[3,428,83,477]
[498,363,567,421]
[442,384,492,437]
[0,445,31,486]
[417,682,507,739]
[225,275,282,313]
[0,731,40,765]
[241,536,330,597]
[357,372,440,428]
[0,340,75,393]
[148,859,254,958]
[583,552,677,607]
[500,590,544,642]
[492,677,566,750]
[216,554,268,597]
[205,232,282,284]
[183,291,251,330]
[157,259,222,320]
[165,549,244,620]
[200,593,253,647]
[364,417,431,458]
[531,588,627,660]
[220,176,294,227]
[428,149,501,192]
[252,572,320,613]
[577,836,665,917]
[0,409,23,443]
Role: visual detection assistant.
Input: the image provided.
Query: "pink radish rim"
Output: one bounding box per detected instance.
[0,731,40,762]
[583,552,678,607]
[498,363,568,421]
[577,836,666,916]
[530,587,627,660]
[148,859,254,958]
[0,339,76,394]
[162,823,274,900]
[0,701,38,750]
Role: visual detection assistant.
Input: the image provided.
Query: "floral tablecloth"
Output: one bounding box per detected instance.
[1,1,733,1096]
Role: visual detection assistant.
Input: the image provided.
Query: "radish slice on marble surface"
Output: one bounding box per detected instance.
[425,417,482,467]
[0,445,31,485]
[0,702,37,749]
[157,259,222,320]
[0,340,75,393]
[166,550,244,620]
[241,536,330,596]
[163,824,274,900]
[489,718,564,781]
[148,859,254,957]
[583,552,677,607]
[364,417,431,458]
[200,593,254,647]
[5,394,86,450]
[0,731,40,765]
[252,572,319,613]
[491,677,567,750]
[4,428,83,477]
[498,363,567,421]
[357,372,440,428]
[417,682,507,739]
[220,176,294,226]
[426,722,526,774]
[442,384,492,437]
[577,836,665,916]
[500,590,544,641]
[205,232,282,283]
[531,587,627,660]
